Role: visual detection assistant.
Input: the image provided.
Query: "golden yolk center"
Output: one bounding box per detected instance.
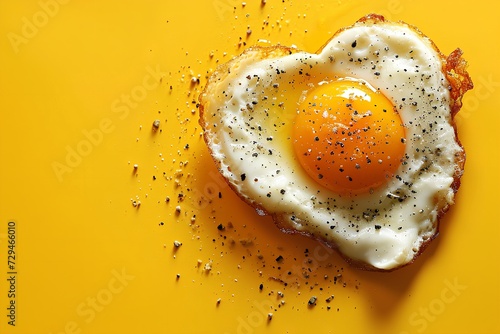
[292,80,406,195]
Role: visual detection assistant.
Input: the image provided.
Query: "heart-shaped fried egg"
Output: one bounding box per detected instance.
[199,14,472,270]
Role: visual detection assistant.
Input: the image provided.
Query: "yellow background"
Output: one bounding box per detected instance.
[1,1,499,333]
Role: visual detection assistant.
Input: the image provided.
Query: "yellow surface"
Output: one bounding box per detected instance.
[0,1,499,333]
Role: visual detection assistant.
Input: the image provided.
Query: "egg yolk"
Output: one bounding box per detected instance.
[292,79,406,195]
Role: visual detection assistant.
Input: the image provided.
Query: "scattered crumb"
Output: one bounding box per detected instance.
[204,261,213,272]
[152,120,160,131]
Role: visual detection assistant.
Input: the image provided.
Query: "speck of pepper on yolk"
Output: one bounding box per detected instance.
[292,79,406,195]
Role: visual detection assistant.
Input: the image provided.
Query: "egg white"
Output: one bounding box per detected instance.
[200,17,463,270]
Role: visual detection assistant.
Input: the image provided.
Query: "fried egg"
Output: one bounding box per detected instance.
[199,14,472,270]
